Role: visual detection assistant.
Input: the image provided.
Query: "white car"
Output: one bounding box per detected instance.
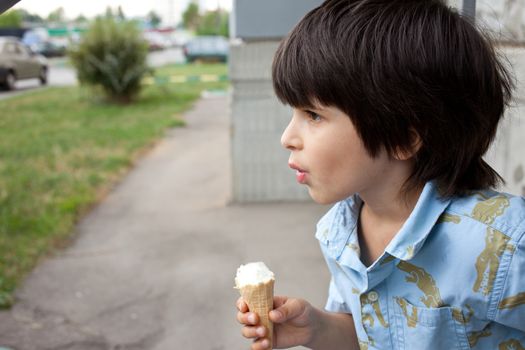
[0,36,48,90]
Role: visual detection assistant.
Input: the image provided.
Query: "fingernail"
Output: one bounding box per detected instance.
[260,339,270,348]
[256,327,265,336]
[270,310,281,320]
[248,313,257,323]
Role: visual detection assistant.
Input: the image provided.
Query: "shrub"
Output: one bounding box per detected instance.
[69,17,150,104]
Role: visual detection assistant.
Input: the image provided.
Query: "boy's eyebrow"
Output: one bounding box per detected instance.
[301,108,324,116]
[301,105,326,113]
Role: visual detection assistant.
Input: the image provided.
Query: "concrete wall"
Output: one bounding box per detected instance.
[448,0,525,41]
[484,47,525,197]
[229,41,310,202]
[229,0,321,202]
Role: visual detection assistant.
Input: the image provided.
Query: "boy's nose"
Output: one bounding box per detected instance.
[281,116,302,151]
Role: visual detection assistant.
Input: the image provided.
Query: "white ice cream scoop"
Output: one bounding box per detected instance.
[235,261,275,287]
[235,262,275,349]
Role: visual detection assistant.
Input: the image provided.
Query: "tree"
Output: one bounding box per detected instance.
[146,10,162,28]
[47,7,65,24]
[182,2,200,31]
[0,9,23,28]
[196,10,229,37]
[117,6,126,21]
[105,6,114,19]
[74,15,89,25]
[21,10,44,25]
[68,17,150,104]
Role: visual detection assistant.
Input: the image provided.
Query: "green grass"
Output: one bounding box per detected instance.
[0,63,229,308]
[154,62,229,77]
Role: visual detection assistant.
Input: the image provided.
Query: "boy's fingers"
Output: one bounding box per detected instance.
[270,298,304,323]
[272,295,288,308]
[251,338,271,350]
[241,325,266,339]
[237,311,259,325]
[236,297,248,312]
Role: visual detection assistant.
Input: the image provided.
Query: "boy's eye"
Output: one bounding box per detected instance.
[305,110,322,122]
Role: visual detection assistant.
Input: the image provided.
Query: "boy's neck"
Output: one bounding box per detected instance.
[360,182,423,226]
[357,171,424,267]
[359,157,422,224]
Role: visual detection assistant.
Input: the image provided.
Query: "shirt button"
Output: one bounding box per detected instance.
[368,291,379,302]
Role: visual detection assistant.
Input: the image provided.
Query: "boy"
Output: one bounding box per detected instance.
[236,0,525,349]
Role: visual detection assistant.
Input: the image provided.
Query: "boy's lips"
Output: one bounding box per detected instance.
[288,163,308,184]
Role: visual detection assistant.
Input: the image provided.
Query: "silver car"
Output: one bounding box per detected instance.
[0,36,48,90]
[183,36,229,63]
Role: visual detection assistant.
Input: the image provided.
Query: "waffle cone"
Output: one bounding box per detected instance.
[239,279,274,349]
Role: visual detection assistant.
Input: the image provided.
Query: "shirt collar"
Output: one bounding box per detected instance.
[316,181,451,263]
[384,181,451,261]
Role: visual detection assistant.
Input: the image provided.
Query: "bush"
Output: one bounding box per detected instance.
[69,17,150,104]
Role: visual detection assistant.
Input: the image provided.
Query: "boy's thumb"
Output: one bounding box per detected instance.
[270,298,304,323]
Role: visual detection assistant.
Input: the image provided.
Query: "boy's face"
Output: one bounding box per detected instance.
[281,105,396,204]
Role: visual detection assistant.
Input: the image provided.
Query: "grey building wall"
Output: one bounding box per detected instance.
[484,47,525,197]
[231,0,325,40]
[229,41,310,202]
[229,1,322,202]
[449,0,525,42]
[230,1,525,203]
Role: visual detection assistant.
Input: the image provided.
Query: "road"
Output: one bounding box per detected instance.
[0,48,185,100]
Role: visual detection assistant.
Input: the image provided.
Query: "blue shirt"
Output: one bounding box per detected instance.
[316,181,525,350]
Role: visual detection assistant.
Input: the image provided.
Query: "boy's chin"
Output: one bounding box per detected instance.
[308,189,342,205]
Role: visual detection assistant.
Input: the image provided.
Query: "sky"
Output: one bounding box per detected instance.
[13,0,232,25]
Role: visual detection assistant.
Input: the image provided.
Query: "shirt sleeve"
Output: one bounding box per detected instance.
[491,233,525,331]
[325,277,352,314]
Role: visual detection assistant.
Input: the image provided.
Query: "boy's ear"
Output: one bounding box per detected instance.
[393,129,422,161]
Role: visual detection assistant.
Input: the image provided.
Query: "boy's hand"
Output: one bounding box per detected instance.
[236,295,318,350]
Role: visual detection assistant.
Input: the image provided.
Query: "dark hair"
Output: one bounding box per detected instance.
[272,0,514,198]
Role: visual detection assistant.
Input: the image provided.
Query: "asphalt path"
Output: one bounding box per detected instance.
[0,94,331,349]
[0,48,185,100]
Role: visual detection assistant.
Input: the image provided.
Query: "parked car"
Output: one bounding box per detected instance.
[33,41,66,58]
[143,31,168,51]
[0,37,48,90]
[183,36,229,63]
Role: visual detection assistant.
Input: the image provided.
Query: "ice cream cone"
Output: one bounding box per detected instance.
[235,262,275,349]
[239,279,274,349]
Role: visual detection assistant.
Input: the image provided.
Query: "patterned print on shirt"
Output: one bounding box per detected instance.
[321,228,329,241]
[380,254,396,265]
[358,340,369,350]
[471,193,510,225]
[473,228,511,295]
[452,304,474,324]
[406,245,415,259]
[437,213,462,224]
[498,292,525,310]
[397,261,443,308]
[347,243,361,255]
[360,293,389,328]
[499,339,525,350]
[468,327,492,347]
[396,297,418,327]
